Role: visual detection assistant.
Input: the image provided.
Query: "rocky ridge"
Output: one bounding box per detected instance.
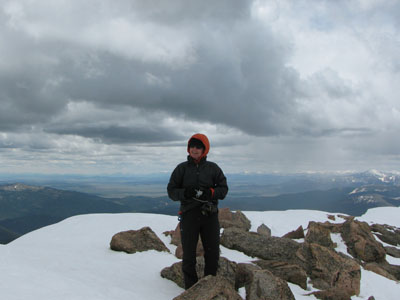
[110,207,400,300]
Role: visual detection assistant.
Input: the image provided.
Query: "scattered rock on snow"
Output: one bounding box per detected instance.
[257,223,271,237]
[110,227,169,254]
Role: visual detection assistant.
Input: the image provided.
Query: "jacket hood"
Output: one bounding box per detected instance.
[187,133,210,159]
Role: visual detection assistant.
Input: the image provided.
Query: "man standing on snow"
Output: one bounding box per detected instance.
[167,133,228,289]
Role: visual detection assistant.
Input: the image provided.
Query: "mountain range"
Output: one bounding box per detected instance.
[1,169,400,244]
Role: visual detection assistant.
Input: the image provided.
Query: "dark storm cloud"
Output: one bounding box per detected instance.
[55,22,300,137]
[46,123,183,144]
[0,0,309,143]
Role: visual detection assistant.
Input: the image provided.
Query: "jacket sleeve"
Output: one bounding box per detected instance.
[213,165,228,200]
[167,164,185,202]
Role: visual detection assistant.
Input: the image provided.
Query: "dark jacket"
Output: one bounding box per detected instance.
[167,155,228,212]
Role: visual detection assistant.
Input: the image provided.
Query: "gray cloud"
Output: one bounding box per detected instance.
[47,123,183,144]
[1,0,304,140]
[0,0,399,173]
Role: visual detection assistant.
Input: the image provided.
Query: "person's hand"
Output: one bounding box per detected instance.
[198,188,212,201]
[184,187,197,199]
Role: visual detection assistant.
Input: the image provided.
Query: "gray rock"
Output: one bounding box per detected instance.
[371,223,400,246]
[253,260,308,290]
[172,275,242,300]
[257,223,271,237]
[219,208,251,231]
[282,225,305,239]
[246,269,295,300]
[340,219,386,263]
[385,246,400,258]
[161,256,237,289]
[299,243,361,296]
[305,221,335,248]
[235,263,261,290]
[309,288,355,300]
[110,227,169,254]
[221,227,301,261]
[363,262,397,281]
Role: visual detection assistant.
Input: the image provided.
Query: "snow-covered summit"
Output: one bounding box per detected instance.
[1,208,400,300]
[362,169,398,183]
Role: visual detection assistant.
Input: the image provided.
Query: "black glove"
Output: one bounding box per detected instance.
[198,188,212,201]
[184,187,196,199]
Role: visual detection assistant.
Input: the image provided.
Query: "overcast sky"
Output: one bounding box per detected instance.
[1,0,399,175]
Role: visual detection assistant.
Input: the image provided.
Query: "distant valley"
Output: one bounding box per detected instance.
[1,169,400,244]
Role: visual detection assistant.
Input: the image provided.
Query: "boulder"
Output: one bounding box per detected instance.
[340,219,386,263]
[305,221,335,248]
[221,227,301,261]
[246,269,295,300]
[161,259,185,288]
[253,260,308,289]
[298,243,361,296]
[282,225,305,239]
[173,275,242,300]
[219,208,251,231]
[110,227,169,254]
[161,256,237,289]
[257,223,271,237]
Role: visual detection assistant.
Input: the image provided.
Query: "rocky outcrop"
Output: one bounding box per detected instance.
[110,227,169,254]
[156,208,400,299]
[217,220,362,297]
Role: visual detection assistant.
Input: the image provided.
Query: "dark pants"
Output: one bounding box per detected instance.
[180,207,220,290]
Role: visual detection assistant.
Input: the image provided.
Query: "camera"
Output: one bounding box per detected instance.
[201,202,217,216]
